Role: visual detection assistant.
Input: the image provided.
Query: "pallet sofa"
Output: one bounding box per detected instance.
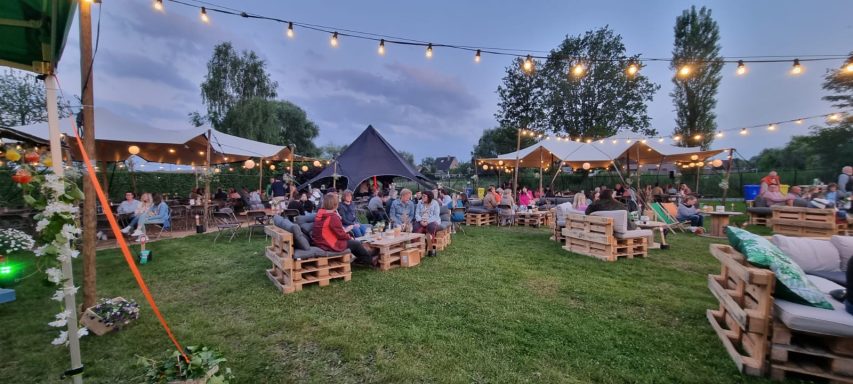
[771,206,845,238]
[561,211,650,262]
[707,233,853,382]
[263,222,352,294]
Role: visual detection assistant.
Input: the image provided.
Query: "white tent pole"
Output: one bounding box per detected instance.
[46,75,84,384]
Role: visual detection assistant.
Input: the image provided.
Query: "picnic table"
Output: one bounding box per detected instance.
[359,232,425,271]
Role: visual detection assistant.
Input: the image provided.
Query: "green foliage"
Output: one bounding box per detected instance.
[749,122,853,172]
[495,57,546,130]
[138,345,233,384]
[219,99,320,155]
[0,69,72,127]
[318,143,348,159]
[670,6,723,149]
[822,53,853,109]
[398,150,416,167]
[472,126,536,159]
[541,27,659,138]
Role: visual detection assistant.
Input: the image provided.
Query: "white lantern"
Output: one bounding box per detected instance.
[498,160,504,166]
[313,160,322,167]
[711,159,723,168]
[482,164,489,171]
[244,159,256,169]
[690,154,699,161]
[270,165,276,171]
[582,162,591,170]
[128,145,140,155]
[301,165,309,172]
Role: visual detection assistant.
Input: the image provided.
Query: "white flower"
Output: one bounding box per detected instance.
[42,201,79,218]
[60,224,81,241]
[33,245,47,257]
[48,311,69,328]
[77,327,88,338]
[46,267,63,284]
[51,331,68,346]
[51,288,65,302]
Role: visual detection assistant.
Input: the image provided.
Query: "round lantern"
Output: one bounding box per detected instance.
[697,161,705,167]
[482,164,489,171]
[582,162,591,170]
[690,154,699,161]
[313,160,322,167]
[244,159,256,169]
[301,165,309,172]
[498,160,504,166]
[711,159,723,168]
[269,165,276,171]
[128,145,140,155]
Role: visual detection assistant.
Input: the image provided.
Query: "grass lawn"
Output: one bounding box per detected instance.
[0,223,782,383]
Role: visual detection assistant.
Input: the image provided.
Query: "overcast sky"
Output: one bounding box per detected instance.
[53,0,852,162]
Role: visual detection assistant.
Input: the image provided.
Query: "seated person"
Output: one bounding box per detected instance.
[573,192,588,211]
[414,191,442,257]
[613,183,626,197]
[450,193,467,223]
[248,189,264,210]
[826,183,839,204]
[122,192,170,237]
[389,188,416,231]
[623,189,639,212]
[214,188,228,200]
[676,195,705,235]
[585,189,626,216]
[338,189,366,237]
[762,183,792,206]
[482,186,499,210]
[288,193,315,215]
[312,193,378,266]
[367,190,389,223]
[518,186,534,207]
[116,191,140,227]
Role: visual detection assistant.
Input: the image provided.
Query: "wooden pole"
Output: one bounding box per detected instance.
[47,74,84,384]
[289,144,295,197]
[538,148,543,195]
[203,129,211,230]
[512,128,521,198]
[79,0,98,312]
[258,157,264,192]
[721,148,734,205]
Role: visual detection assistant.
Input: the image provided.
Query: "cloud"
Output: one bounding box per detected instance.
[98,51,197,92]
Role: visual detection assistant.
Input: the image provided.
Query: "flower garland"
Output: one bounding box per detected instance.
[14,156,88,346]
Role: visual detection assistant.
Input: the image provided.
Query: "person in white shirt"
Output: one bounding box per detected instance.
[116,191,140,227]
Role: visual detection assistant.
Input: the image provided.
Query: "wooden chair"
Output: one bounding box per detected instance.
[561,214,648,262]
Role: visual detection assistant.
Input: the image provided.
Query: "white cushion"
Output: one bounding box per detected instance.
[614,229,653,239]
[774,275,853,337]
[770,235,840,273]
[830,235,853,271]
[591,210,628,233]
[555,203,582,226]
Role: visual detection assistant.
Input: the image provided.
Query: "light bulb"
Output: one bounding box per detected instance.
[845,61,853,73]
[626,62,639,76]
[200,7,209,23]
[522,55,534,73]
[287,22,294,38]
[128,145,140,155]
[475,49,481,63]
[657,138,664,142]
[678,65,691,77]
[426,43,433,58]
[378,39,385,55]
[795,119,804,124]
[715,132,723,138]
[153,0,163,11]
[673,135,681,141]
[736,60,746,75]
[693,134,702,140]
[791,59,802,75]
[330,32,339,47]
[572,63,586,77]
[740,128,748,135]
[768,124,776,131]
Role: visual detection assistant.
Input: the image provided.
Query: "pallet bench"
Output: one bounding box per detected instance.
[465,212,494,226]
[263,227,352,294]
[433,228,451,251]
[770,320,853,383]
[561,214,648,262]
[771,206,840,237]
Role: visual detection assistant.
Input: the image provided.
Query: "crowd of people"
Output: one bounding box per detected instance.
[755,167,853,213]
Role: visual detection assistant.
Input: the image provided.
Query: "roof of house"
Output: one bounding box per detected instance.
[435,156,457,172]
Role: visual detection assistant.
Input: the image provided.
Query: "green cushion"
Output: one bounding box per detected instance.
[725,226,833,310]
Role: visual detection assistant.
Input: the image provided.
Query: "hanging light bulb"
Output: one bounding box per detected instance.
[378,39,385,55]
[425,43,433,58]
[673,135,682,142]
[693,134,702,140]
[153,0,163,11]
[200,7,209,23]
[768,124,776,131]
[572,62,586,77]
[845,59,853,73]
[715,132,724,138]
[736,60,747,75]
[740,128,748,135]
[330,32,339,47]
[287,22,294,38]
[657,138,664,143]
[678,65,691,77]
[475,49,481,63]
[795,119,804,125]
[301,165,309,172]
[828,113,842,122]
[626,62,639,77]
[522,55,534,73]
[791,59,802,75]
[313,160,322,167]
[640,139,647,144]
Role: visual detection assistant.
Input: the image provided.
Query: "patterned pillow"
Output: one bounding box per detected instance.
[726,226,833,309]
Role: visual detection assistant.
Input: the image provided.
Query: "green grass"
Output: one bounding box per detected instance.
[0,226,784,383]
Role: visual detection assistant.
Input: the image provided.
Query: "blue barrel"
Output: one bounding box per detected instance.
[743,184,760,201]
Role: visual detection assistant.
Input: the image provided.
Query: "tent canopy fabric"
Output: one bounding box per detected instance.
[0,0,77,74]
[2,108,301,165]
[301,125,431,191]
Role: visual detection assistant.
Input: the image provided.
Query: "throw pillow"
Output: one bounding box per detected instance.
[295,213,316,225]
[831,235,853,272]
[726,226,833,309]
[299,222,314,238]
[591,210,628,233]
[272,215,295,233]
[770,235,841,273]
[290,225,312,251]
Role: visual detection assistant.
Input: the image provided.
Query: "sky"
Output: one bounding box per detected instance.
[52,0,853,163]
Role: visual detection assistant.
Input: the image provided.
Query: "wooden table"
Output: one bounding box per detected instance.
[703,211,742,238]
[636,221,668,249]
[238,208,276,217]
[515,210,548,227]
[361,232,425,271]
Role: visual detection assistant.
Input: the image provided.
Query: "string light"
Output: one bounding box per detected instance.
[153,0,163,11]
[378,39,385,55]
[795,119,804,124]
[791,59,802,75]
[626,62,639,77]
[678,65,691,78]
[287,22,294,38]
[200,7,209,23]
[736,60,746,75]
[330,32,339,47]
[715,132,723,138]
[572,62,586,77]
[740,128,748,135]
[767,124,776,131]
[845,59,853,73]
[828,113,842,122]
[693,134,703,140]
[522,55,534,73]
[426,43,433,58]
[475,49,481,63]
[673,135,681,142]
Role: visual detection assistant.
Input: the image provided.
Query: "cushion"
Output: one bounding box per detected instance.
[831,235,853,271]
[272,215,295,233]
[792,198,810,208]
[614,229,653,239]
[293,246,327,259]
[299,222,313,238]
[290,226,312,251]
[808,270,847,286]
[726,226,833,309]
[591,210,628,233]
[770,235,841,273]
[774,275,853,337]
[753,196,768,208]
[467,206,490,214]
[295,213,316,224]
[746,207,773,215]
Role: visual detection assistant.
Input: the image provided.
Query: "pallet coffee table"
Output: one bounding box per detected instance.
[362,232,426,271]
[515,210,548,227]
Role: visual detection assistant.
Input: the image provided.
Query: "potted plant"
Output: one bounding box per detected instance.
[138,345,234,384]
[81,297,140,336]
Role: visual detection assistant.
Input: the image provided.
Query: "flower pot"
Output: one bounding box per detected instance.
[80,297,138,336]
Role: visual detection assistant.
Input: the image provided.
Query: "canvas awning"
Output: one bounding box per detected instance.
[0,0,77,74]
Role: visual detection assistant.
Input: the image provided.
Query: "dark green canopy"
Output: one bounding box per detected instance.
[0,0,77,74]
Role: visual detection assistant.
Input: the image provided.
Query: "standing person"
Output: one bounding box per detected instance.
[312,193,379,266]
[390,188,416,230]
[838,166,853,200]
[759,170,782,196]
[116,191,140,227]
[414,191,442,257]
[270,176,286,209]
[676,195,705,235]
[338,189,366,237]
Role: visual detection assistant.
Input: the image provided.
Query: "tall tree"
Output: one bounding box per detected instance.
[822,52,853,109]
[495,57,546,131]
[472,126,537,159]
[319,143,349,159]
[670,6,723,149]
[398,150,416,167]
[273,101,320,157]
[0,69,72,127]
[542,27,659,139]
[196,42,278,129]
[219,99,320,155]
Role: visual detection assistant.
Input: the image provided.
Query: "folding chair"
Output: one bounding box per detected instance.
[245,210,270,242]
[213,211,243,243]
[650,202,690,233]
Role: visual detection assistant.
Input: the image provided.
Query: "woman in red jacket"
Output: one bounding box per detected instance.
[312,192,378,266]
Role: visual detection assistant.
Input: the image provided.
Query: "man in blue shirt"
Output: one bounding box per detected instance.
[116,191,140,227]
[389,188,416,231]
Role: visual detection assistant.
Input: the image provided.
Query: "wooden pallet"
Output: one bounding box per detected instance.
[364,233,426,271]
[770,320,853,383]
[263,226,352,294]
[771,206,838,237]
[706,244,776,376]
[561,214,648,262]
[748,211,771,226]
[265,267,351,294]
[434,228,451,251]
[465,212,494,226]
[515,211,547,227]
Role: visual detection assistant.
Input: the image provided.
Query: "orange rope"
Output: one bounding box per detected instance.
[71,122,189,363]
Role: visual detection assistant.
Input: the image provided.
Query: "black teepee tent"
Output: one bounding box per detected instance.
[301,125,433,191]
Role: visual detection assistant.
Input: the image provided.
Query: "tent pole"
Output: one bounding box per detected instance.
[538,149,543,196]
[721,148,734,205]
[203,129,211,231]
[512,128,521,199]
[47,74,84,384]
[258,157,264,192]
[289,144,295,197]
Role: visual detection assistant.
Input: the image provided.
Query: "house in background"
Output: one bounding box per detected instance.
[434,156,459,178]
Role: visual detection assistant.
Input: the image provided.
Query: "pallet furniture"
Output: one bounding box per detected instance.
[465,212,494,226]
[433,228,451,251]
[363,232,426,271]
[770,320,853,383]
[515,210,548,227]
[771,206,839,237]
[706,244,776,376]
[561,214,648,262]
[704,211,742,238]
[263,227,352,294]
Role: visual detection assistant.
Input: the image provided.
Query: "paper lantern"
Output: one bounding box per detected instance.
[498,160,504,166]
[313,160,322,167]
[301,165,309,172]
[690,154,699,161]
[711,159,723,167]
[482,164,489,171]
[128,145,140,155]
[244,159,256,169]
[269,165,276,171]
[697,161,704,167]
[582,162,591,170]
